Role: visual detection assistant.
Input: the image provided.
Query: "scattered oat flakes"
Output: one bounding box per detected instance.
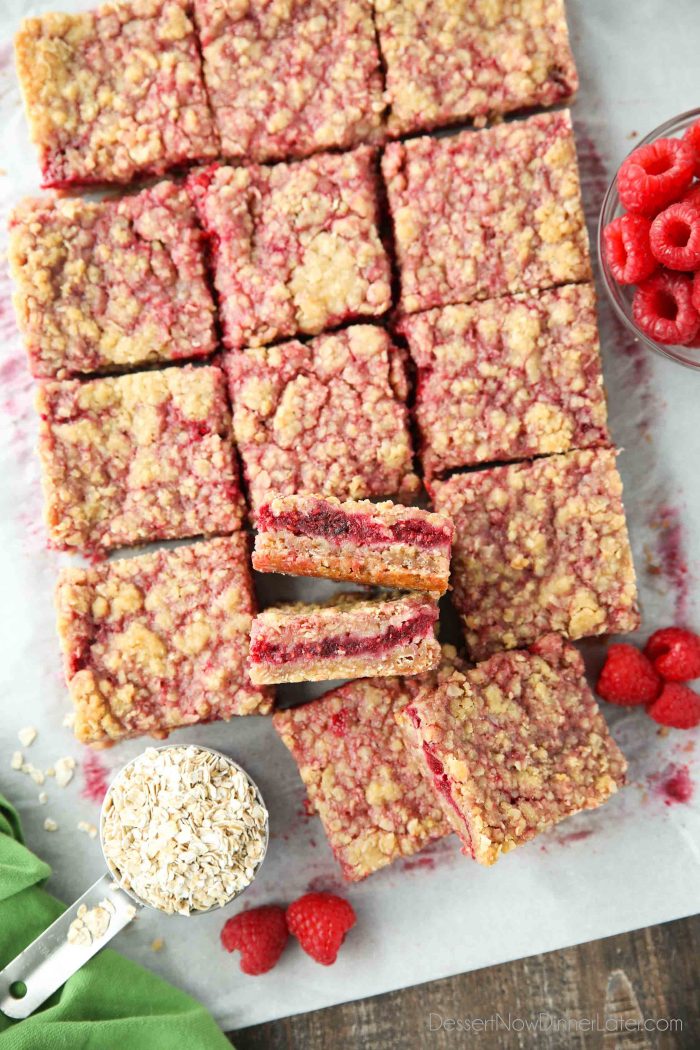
[23,763,45,785]
[67,899,115,946]
[11,751,23,771]
[43,818,58,832]
[18,726,37,748]
[38,791,48,805]
[150,937,165,952]
[101,746,268,915]
[54,756,76,788]
[62,711,76,730]
[77,820,98,839]
[45,767,55,777]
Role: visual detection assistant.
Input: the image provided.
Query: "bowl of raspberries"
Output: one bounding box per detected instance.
[599,108,700,369]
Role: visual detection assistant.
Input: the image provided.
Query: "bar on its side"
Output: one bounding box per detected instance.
[249,593,441,685]
[254,495,454,595]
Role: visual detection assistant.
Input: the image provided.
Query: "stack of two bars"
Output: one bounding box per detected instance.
[248,495,455,686]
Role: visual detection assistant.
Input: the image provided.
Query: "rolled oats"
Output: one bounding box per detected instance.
[101,747,268,915]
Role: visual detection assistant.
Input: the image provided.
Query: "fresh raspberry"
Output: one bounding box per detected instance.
[286,892,356,966]
[618,138,695,216]
[596,643,661,706]
[650,201,700,271]
[682,120,700,177]
[221,906,288,975]
[646,682,700,729]
[633,271,700,345]
[681,183,700,209]
[602,214,656,284]
[644,627,700,682]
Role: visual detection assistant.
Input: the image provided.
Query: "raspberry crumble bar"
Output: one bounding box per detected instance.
[431,448,640,659]
[224,326,418,520]
[396,633,627,865]
[375,0,578,137]
[9,182,216,380]
[253,495,454,595]
[15,0,218,187]
[382,110,591,315]
[194,0,384,163]
[273,676,450,881]
[399,284,609,477]
[187,148,391,349]
[38,365,244,555]
[249,593,441,685]
[56,535,272,746]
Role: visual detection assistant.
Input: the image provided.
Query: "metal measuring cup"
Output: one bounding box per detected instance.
[0,744,269,1019]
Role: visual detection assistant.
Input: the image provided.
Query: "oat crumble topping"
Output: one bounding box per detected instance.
[376,0,578,136]
[37,365,244,554]
[188,148,391,349]
[195,0,385,162]
[382,110,591,315]
[225,326,418,520]
[9,183,217,379]
[15,0,218,187]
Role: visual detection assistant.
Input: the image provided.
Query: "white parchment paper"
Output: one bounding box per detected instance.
[0,0,698,1031]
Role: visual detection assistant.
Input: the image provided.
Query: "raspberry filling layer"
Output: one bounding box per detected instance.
[251,609,436,665]
[258,504,450,551]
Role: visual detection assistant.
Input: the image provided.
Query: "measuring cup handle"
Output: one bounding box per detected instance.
[0,873,140,1019]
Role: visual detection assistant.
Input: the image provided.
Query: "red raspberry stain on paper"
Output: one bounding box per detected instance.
[649,763,694,806]
[648,504,691,620]
[81,751,110,803]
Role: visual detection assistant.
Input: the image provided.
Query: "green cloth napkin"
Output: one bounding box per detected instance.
[0,793,232,1050]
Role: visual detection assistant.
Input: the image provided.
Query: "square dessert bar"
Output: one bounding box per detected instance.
[382,110,591,315]
[38,364,244,555]
[396,633,627,865]
[9,182,217,380]
[56,535,272,746]
[253,495,454,595]
[224,326,418,520]
[194,0,384,163]
[431,448,640,659]
[187,147,391,349]
[15,0,218,187]
[375,0,578,137]
[249,592,441,685]
[399,283,609,478]
[273,676,450,881]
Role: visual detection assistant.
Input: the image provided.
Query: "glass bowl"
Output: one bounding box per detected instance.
[597,107,700,371]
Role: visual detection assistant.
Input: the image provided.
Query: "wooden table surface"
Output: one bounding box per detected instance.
[228,914,698,1049]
